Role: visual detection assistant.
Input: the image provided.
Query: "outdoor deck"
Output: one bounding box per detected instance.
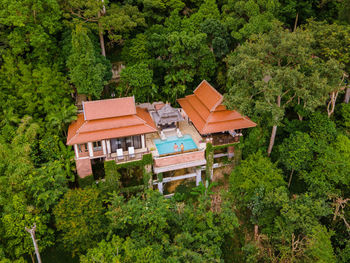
[145,120,205,157]
[211,133,240,146]
[105,148,149,164]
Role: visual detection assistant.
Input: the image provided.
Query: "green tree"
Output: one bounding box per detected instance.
[279,132,314,187]
[67,24,107,99]
[0,0,62,61]
[0,118,69,261]
[230,151,287,237]
[303,135,350,197]
[226,23,343,155]
[119,63,156,102]
[221,0,280,43]
[60,0,145,56]
[306,21,350,104]
[53,188,106,256]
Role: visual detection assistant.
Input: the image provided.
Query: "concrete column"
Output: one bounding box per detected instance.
[102,140,107,155]
[141,135,146,149]
[157,182,163,194]
[88,142,93,157]
[74,144,79,159]
[196,168,201,186]
[106,140,111,154]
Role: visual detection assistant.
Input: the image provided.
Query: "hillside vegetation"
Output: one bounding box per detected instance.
[0,0,349,262]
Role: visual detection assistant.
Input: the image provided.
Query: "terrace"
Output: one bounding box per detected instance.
[145,120,207,173]
[208,132,241,146]
[106,148,150,163]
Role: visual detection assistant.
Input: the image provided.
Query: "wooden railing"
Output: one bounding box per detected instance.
[212,135,240,146]
[107,150,149,163]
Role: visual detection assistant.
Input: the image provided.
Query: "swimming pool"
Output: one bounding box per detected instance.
[154,134,197,155]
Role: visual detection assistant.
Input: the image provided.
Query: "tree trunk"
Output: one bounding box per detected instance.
[327,91,338,118]
[254,224,259,241]
[25,224,42,263]
[288,169,294,188]
[98,11,106,57]
[267,95,281,157]
[293,13,299,32]
[267,125,277,157]
[344,87,350,103]
[98,21,106,57]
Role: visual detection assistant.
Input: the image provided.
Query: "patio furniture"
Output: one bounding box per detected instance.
[128,146,135,158]
[116,148,124,160]
[176,128,183,138]
[160,131,167,140]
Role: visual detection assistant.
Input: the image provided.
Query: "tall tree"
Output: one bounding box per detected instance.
[59,0,145,56]
[221,0,280,43]
[53,188,106,256]
[226,23,343,155]
[278,132,314,187]
[0,0,62,61]
[306,21,350,104]
[67,24,107,99]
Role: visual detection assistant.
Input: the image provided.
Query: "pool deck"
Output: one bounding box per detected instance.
[145,121,205,157]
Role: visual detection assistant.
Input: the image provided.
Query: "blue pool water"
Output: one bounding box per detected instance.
[154,134,197,155]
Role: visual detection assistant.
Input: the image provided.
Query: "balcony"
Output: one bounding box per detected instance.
[106,149,149,164]
[210,133,240,146]
[153,149,206,173]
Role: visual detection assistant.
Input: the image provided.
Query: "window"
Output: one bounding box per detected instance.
[133,135,142,149]
[110,135,142,152]
[93,141,102,151]
[78,144,88,153]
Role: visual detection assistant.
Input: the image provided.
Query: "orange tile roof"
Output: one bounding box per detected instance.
[67,100,157,145]
[194,80,223,112]
[83,97,136,120]
[178,80,256,135]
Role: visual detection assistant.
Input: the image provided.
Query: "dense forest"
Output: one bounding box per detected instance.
[0,0,350,262]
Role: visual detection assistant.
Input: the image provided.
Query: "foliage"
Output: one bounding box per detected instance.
[278,131,314,173]
[230,151,286,204]
[53,188,106,256]
[226,22,343,154]
[119,62,155,102]
[222,0,280,42]
[1,0,350,261]
[67,24,109,99]
[0,118,69,260]
[98,190,239,262]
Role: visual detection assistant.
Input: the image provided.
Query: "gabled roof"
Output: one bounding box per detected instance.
[151,103,184,125]
[83,97,136,120]
[194,80,223,112]
[177,80,256,135]
[67,98,157,145]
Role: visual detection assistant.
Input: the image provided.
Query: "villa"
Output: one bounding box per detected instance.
[66,97,157,178]
[67,80,256,193]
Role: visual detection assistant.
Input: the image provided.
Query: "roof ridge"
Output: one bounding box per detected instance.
[83,96,135,104]
[193,80,223,112]
[182,96,207,123]
[67,118,88,145]
[135,107,157,131]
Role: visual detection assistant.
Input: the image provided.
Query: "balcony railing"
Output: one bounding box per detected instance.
[212,135,240,146]
[107,150,149,163]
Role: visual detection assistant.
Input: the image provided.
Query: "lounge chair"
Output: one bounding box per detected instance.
[116,148,124,160]
[176,128,183,138]
[160,131,167,140]
[128,146,135,158]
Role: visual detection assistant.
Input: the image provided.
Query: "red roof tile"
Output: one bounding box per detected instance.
[178,80,256,135]
[67,100,157,145]
[83,97,136,120]
[194,80,223,112]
